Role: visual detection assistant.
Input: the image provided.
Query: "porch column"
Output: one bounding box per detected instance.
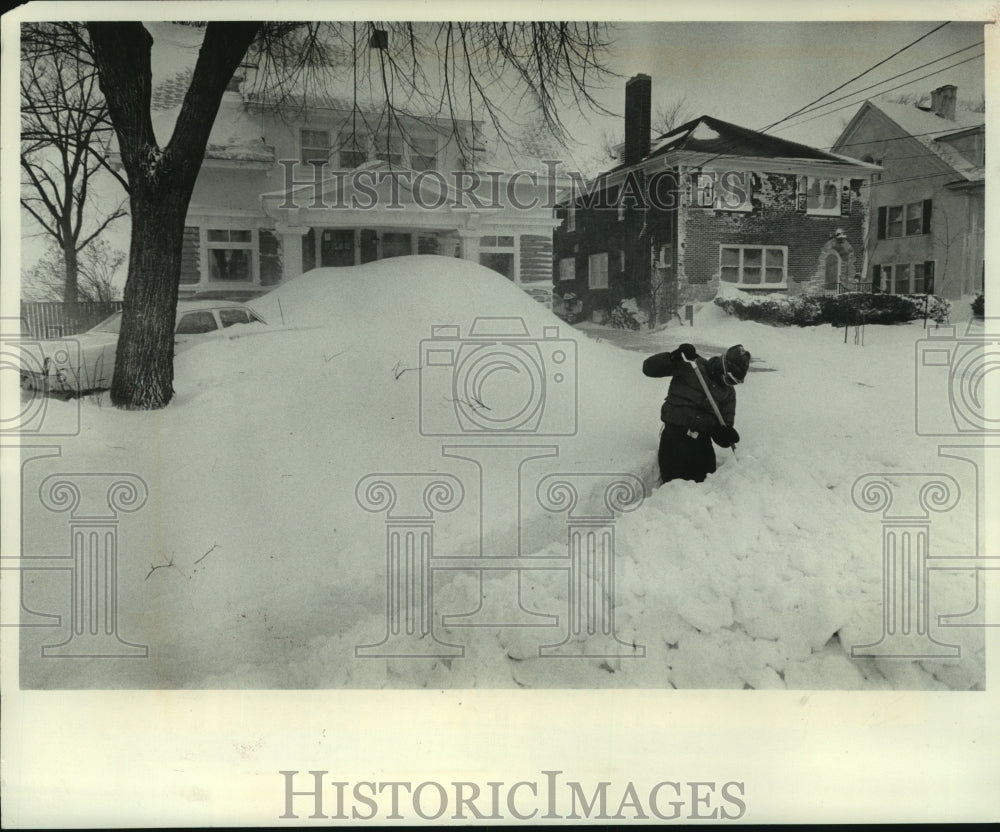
[275,224,310,281]
[457,230,480,264]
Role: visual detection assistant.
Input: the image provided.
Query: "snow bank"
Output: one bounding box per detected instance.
[18,257,986,690]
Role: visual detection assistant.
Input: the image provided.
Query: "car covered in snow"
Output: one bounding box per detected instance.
[20,301,266,394]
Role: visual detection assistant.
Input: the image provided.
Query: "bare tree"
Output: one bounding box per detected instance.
[597,94,693,163]
[77,20,613,410]
[24,239,124,303]
[20,22,129,304]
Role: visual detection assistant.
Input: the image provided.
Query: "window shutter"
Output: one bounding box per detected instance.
[872,264,882,293]
[922,199,932,235]
[924,260,935,295]
[877,206,887,240]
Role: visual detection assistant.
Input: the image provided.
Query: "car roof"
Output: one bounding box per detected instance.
[176,300,254,311]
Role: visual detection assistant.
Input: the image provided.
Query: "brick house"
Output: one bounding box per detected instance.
[142,58,564,301]
[552,75,881,324]
[832,86,985,300]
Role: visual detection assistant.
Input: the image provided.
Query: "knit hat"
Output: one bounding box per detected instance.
[721,344,750,385]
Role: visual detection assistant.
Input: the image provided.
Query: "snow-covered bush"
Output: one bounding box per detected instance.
[715,292,951,327]
[972,293,984,318]
[607,297,649,330]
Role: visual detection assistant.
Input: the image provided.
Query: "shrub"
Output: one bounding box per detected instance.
[714,291,951,327]
[972,293,985,318]
[607,297,649,330]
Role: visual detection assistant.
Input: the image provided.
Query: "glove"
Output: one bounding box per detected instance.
[712,425,740,448]
[675,343,697,361]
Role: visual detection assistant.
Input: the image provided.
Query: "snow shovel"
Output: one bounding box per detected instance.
[683,355,737,459]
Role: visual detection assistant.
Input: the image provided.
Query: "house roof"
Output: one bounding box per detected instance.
[597,114,873,178]
[864,100,984,181]
[649,115,852,163]
[151,96,275,164]
[143,22,571,172]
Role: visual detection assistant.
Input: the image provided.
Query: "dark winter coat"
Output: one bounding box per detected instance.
[642,350,736,431]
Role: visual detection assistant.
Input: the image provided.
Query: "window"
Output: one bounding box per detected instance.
[566,205,576,232]
[382,232,412,259]
[479,235,516,280]
[714,171,753,212]
[373,132,404,166]
[588,252,608,289]
[219,308,251,328]
[877,200,931,239]
[558,257,575,281]
[410,136,438,171]
[874,261,935,294]
[300,129,330,165]
[338,129,369,168]
[206,229,253,282]
[720,245,787,288]
[805,176,841,216]
[175,311,219,335]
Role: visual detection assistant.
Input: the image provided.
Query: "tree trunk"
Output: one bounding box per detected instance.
[62,233,79,304]
[110,188,188,409]
[88,21,261,410]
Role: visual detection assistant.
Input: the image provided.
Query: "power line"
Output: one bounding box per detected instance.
[760,21,951,135]
[667,23,959,171]
[775,52,983,133]
[772,40,982,128]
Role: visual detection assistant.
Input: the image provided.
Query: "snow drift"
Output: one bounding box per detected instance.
[18,256,985,690]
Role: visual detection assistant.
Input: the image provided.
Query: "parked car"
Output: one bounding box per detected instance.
[20,301,266,394]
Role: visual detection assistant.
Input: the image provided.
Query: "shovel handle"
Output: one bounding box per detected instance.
[682,354,737,458]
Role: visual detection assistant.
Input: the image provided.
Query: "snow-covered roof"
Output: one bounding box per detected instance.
[868,100,984,181]
[143,22,569,172]
[649,115,859,164]
[151,95,275,164]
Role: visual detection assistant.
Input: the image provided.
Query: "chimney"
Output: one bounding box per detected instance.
[930,84,957,121]
[624,74,652,168]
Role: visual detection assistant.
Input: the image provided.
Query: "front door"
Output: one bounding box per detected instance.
[360,229,379,264]
[320,229,355,267]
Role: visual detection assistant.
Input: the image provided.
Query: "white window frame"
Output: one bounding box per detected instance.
[373,131,404,166]
[205,228,256,284]
[558,257,575,282]
[409,135,438,171]
[883,200,927,239]
[879,260,936,294]
[713,170,753,213]
[300,129,330,165]
[479,234,518,282]
[719,244,788,289]
[337,128,370,168]
[805,176,842,216]
[588,252,608,290]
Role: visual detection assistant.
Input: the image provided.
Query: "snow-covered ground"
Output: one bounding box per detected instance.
[17,256,987,689]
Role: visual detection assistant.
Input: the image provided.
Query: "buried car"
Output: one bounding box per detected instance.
[20,301,266,394]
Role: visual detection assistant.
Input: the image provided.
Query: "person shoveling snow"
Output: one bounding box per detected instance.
[643,343,750,484]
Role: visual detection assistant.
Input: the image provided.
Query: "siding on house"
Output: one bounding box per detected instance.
[180,226,201,285]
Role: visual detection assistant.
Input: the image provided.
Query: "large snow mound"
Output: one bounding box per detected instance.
[17,256,987,690]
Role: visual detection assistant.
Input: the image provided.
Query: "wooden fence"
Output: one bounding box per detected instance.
[21,301,124,339]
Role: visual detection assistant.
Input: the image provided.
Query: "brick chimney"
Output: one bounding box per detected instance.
[930,84,957,121]
[624,74,652,168]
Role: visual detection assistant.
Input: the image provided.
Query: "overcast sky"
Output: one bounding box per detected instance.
[559,20,986,164]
